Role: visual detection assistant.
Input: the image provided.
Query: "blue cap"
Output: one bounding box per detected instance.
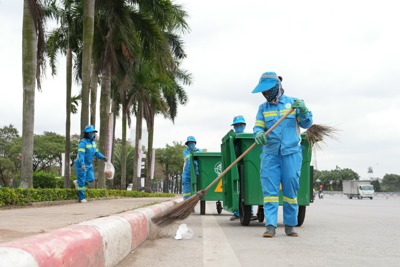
[185,136,196,145]
[83,125,98,133]
[231,115,246,126]
[252,72,280,93]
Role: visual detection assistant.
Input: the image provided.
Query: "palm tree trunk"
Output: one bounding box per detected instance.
[64,47,72,187]
[134,102,143,191]
[80,0,95,132]
[90,63,98,126]
[111,100,117,163]
[98,60,111,188]
[20,0,37,188]
[145,111,155,193]
[121,101,127,190]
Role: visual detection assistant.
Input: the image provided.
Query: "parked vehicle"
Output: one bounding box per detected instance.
[343,180,374,199]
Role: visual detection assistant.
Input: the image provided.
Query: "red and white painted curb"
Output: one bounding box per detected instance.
[0,198,181,267]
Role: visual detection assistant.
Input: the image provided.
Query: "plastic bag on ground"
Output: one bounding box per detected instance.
[174,224,193,240]
[104,162,115,180]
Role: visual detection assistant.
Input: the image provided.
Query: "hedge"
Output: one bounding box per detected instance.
[0,187,174,207]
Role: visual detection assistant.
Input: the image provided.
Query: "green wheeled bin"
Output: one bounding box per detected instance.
[221,131,312,226]
[190,151,224,215]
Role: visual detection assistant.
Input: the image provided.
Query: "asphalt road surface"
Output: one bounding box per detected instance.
[117,195,400,267]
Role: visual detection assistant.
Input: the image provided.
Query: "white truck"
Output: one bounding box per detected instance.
[343,180,374,199]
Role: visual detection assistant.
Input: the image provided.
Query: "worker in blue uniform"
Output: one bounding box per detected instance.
[74,125,107,203]
[182,136,202,201]
[229,115,257,222]
[252,72,313,237]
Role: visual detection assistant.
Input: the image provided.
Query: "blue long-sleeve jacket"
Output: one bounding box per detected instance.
[253,94,313,156]
[182,147,202,178]
[74,138,105,167]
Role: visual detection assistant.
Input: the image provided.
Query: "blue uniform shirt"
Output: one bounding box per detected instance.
[182,147,202,177]
[74,138,105,167]
[253,94,313,156]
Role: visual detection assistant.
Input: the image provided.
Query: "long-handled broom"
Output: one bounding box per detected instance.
[151,108,296,227]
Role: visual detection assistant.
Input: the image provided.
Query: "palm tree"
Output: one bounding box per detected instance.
[80,0,96,133]
[46,0,83,187]
[140,4,191,192]
[20,0,46,188]
[92,0,186,188]
[142,64,191,192]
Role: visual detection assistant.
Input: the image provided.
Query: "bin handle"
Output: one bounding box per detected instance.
[203,108,296,192]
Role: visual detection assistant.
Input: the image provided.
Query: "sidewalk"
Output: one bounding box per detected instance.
[0,197,181,267]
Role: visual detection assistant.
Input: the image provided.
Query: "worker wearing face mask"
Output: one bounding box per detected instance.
[73,125,107,203]
[182,136,202,201]
[229,115,258,222]
[252,72,313,237]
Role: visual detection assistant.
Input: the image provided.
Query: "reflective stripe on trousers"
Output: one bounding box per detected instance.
[75,164,95,200]
[182,174,191,200]
[260,150,302,227]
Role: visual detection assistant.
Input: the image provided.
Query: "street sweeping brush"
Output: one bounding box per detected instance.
[151,108,295,227]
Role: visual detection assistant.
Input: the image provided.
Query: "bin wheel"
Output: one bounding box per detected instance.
[200,200,206,215]
[297,206,306,226]
[239,200,251,226]
[257,205,264,223]
[216,201,223,214]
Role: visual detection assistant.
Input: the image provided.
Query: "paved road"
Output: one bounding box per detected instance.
[117,196,400,267]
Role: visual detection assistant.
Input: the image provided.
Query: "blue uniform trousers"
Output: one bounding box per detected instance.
[261,150,302,227]
[75,164,95,201]
[182,174,191,200]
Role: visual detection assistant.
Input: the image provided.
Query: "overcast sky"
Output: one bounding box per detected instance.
[1,0,399,179]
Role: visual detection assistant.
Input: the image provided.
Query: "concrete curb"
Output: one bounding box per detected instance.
[0,198,181,267]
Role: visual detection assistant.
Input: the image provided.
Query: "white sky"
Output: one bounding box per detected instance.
[1,0,399,179]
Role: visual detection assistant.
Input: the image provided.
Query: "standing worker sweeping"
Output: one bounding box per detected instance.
[182,136,202,201]
[73,125,107,203]
[252,72,313,237]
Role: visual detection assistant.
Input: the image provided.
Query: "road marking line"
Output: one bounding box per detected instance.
[202,203,241,267]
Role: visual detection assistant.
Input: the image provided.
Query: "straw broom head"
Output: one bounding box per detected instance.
[152,190,205,227]
[305,124,339,149]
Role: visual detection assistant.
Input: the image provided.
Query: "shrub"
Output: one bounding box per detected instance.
[33,171,57,188]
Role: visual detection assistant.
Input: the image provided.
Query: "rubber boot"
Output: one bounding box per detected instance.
[263,225,276,238]
[285,225,299,237]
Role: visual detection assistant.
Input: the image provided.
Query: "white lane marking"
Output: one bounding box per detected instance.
[202,203,241,267]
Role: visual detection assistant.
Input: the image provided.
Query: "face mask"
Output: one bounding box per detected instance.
[89,133,96,140]
[234,125,245,133]
[188,144,196,151]
[262,83,280,103]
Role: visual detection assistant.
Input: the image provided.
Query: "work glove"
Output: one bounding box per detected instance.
[291,99,309,115]
[81,164,86,172]
[103,157,108,162]
[255,131,267,146]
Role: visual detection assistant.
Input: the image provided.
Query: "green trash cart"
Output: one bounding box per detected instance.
[221,131,313,226]
[190,151,224,215]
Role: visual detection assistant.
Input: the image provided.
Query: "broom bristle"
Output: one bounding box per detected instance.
[151,191,203,227]
[305,124,339,149]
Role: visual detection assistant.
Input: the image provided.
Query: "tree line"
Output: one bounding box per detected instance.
[314,166,400,192]
[21,0,191,191]
[0,124,186,192]
[3,123,400,192]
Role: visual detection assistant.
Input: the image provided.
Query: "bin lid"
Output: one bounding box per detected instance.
[233,133,253,139]
[193,152,221,157]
